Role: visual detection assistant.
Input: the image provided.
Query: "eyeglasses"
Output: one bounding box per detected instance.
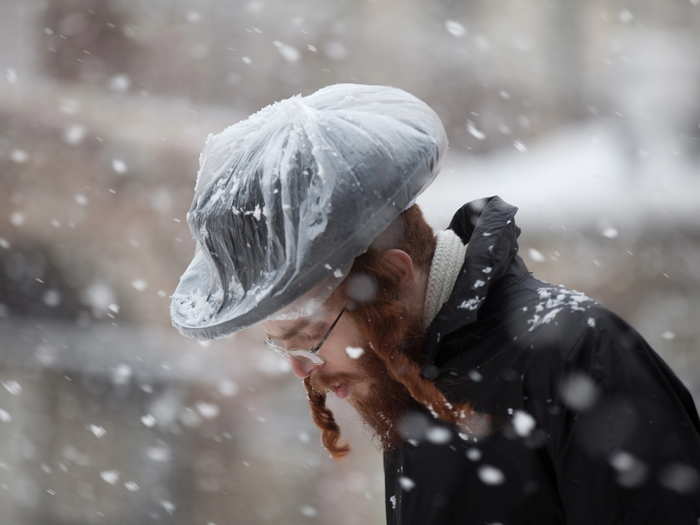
[264,306,346,364]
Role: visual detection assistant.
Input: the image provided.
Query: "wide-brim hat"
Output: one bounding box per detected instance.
[170,83,448,340]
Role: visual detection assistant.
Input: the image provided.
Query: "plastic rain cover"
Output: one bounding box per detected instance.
[170,83,448,340]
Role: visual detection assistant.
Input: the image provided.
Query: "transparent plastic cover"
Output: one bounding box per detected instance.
[170,83,448,340]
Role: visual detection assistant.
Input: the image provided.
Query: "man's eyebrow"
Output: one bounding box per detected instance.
[268,320,325,341]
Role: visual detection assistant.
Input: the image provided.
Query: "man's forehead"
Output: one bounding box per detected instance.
[263,315,326,340]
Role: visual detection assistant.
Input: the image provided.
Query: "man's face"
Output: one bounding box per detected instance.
[262,296,374,401]
[262,289,427,450]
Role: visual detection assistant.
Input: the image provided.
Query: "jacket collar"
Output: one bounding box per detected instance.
[420,195,523,379]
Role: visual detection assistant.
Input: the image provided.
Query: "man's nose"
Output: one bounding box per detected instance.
[290,356,322,379]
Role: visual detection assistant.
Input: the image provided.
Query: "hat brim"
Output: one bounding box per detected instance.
[170,179,424,340]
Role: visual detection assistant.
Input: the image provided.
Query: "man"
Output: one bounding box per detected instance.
[171,84,700,524]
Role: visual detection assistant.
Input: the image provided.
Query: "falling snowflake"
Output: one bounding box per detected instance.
[478,465,504,485]
[602,227,619,239]
[82,281,116,317]
[528,248,545,262]
[109,74,131,92]
[10,149,28,163]
[299,504,317,517]
[618,9,634,23]
[513,140,528,152]
[512,410,535,437]
[468,369,483,382]
[141,414,157,427]
[35,344,57,366]
[217,379,239,397]
[6,68,17,83]
[112,159,128,174]
[345,346,364,359]
[2,380,22,395]
[146,445,171,462]
[63,124,87,145]
[324,41,348,60]
[609,450,648,487]
[89,424,106,438]
[346,273,378,303]
[273,40,300,62]
[124,481,140,491]
[610,450,635,471]
[195,402,220,419]
[444,20,466,37]
[558,372,599,411]
[111,364,132,385]
[426,426,452,444]
[398,476,415,491]
[466,120,485,140]
[10,212,25,226]
[659,463,699,494]
[131,279,148,291]
[466,447,481,461]
[179,407,203,427]
[42,289,61,308]
[185,10,201,23]
[100,470,120,485]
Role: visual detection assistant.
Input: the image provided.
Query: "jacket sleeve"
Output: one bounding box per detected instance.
[524,308,700,525]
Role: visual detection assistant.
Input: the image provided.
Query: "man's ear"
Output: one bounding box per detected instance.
[379,249,415,285]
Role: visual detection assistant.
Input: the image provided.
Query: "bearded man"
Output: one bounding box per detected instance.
[171,84,700,525]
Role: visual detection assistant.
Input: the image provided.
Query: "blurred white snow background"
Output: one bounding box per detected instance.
[0,1,699,524]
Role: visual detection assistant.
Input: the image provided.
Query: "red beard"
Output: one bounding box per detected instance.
[315,299,428,452]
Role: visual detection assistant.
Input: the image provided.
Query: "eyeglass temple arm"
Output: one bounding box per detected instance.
[312,305,346,351]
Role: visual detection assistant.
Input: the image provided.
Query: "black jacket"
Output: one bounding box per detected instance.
[384,195,700,525]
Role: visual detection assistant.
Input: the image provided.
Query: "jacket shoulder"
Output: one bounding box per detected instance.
[519,294,700,519]
[519,287,644,382]
[521,295,700,434]
[521,290,657,375]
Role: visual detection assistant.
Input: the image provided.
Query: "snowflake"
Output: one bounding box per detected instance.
[398,476,415,491]
[478,465,504,485]
[526,286,595,332]
[512,410,535,437]
[458,296,483,311]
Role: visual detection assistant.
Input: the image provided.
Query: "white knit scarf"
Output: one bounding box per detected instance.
[422,229,468,329]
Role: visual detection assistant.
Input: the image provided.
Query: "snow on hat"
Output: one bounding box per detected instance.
[170,83,448,340]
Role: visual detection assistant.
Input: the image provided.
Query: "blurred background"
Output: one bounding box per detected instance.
[1,0,699,523]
